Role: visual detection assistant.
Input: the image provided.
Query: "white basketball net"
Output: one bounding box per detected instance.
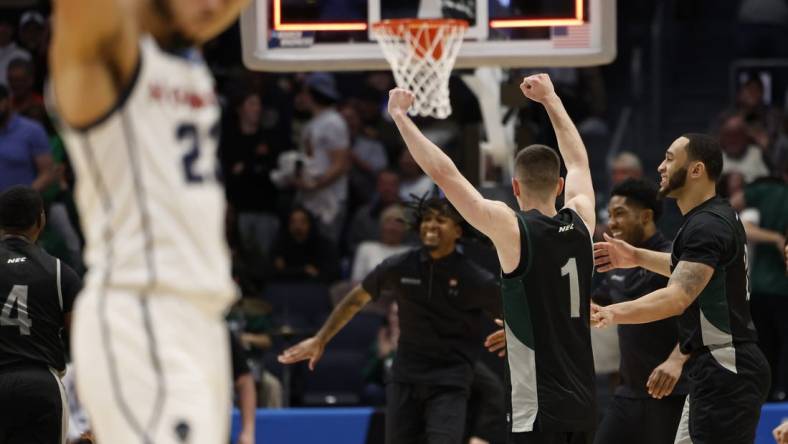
[372,19,468,119]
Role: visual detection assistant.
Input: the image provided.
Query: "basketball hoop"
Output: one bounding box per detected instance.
[372,19,468,119]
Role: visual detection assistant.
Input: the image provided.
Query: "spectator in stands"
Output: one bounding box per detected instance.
[351,204,409,283]
[610,151,643,186]
[398,149,435,202]
[221,90,282,271]
[7,57,45,124]
[353,86,402,165]
[346,170,402,253]
[295,73,351,242]
[731,161,788,402]
[719,114,770,183]
[341,101,388,205]
[728,77,784,151]
[0,15,29,88]
[270,207,340,283]
[17,11,47,93]
[0,84,53,192]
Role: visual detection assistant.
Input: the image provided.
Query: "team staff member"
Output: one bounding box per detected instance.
[279,198,501,444]
[593,134,770,444]
[0,186,82,443]
[592,178,688,444]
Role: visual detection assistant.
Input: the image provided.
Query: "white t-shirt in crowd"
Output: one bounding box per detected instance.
[299,108,350,224]
[722,145,770,183]
[351,241,410,282]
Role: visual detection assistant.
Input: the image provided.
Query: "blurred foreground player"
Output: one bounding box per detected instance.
[49,0,249,442]
[593,134,770,444]
[0,186,81,443]
[279,198,501,444]
[387,74,597,444]
[592,179,688,444]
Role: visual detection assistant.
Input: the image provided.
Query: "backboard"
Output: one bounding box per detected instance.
[240,0,617,72]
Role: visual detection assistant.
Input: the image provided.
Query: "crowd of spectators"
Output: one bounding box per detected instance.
[1,2,787,428]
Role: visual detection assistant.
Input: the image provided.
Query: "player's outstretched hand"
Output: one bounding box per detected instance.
[278,337,325,371]
[519,73,555,103]
[590,305,615,329]
[484,319,506,357]
[388,88,415,116]
[646,356,683,399]
[594,233,638,272]
[774,421,788,444]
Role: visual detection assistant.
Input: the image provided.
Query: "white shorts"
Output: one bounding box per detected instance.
[71,289,231,444]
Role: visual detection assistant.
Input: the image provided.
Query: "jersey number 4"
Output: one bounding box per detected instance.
[561,258,581,319]
[1,285,31,335]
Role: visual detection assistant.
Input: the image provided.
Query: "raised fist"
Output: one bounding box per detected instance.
[519,73,556,103]
[388,88,415,116]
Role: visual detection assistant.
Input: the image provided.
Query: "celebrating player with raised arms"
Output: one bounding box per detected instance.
[387,74,597,444]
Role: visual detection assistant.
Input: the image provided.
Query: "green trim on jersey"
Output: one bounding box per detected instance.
[698,271,732,335]
[502,279,535,349]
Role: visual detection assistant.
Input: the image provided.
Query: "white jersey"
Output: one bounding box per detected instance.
[52,36,236,316]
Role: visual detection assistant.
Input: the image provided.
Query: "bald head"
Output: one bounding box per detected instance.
[514,144,561,197]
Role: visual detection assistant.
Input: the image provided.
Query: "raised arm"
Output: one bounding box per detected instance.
[50,0,139,128]
[520,74,595,232]
[387,89,520,267]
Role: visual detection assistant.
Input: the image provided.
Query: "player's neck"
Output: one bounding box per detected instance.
[637,225,657,246]
[0,232,34,243]
[676,182,716,215]
[519,198,557,217]
[428,244,455,260]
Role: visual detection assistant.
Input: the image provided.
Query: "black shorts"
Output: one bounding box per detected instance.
[679,343,770,444]
[385,382,470,444]
[0,364,66,444]
[509,430,593,444]
[593,395,685,444]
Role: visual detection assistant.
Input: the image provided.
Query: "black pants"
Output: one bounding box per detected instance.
[750,293,788,399]
[385,382,470,444]
[593,395,685,444]
[0,365,64,444]
[679,344,770,444]
[509,431,593,444]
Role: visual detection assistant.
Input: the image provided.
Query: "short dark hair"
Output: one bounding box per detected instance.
[0,186,43,231]
[681,133,723,181]
[514,144,561,195]
[422,197,462,224]
[610,178,662,221]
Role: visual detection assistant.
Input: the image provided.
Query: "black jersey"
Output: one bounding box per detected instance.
[670,197,758,368]
[0,237,81,372]
[361,247,500,388]
[593,232,689,398]
[501,208,596,433]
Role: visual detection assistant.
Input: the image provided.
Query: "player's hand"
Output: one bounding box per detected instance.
[387,88,415,116]
[594,233,638,272]
[590,302,602,327]
[590,306,615,328]
[278,337,325,370]
[519,73,556,103]
[237,428,255,444]
[484,319,506,357]
[646,356,684,399]
[774,421,788,444]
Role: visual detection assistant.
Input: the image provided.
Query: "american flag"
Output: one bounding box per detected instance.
[551,25,591,49]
